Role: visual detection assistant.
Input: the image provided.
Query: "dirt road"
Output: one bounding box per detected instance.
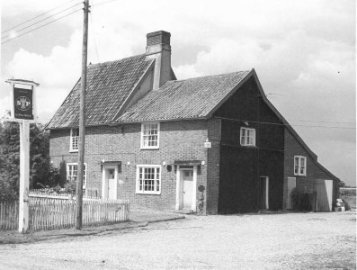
[0,211,355,269]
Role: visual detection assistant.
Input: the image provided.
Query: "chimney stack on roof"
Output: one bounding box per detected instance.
[145,30,172,90]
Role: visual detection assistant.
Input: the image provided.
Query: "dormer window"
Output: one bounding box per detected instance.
[294,156,307,176]
[70,128,79,152]
[141,123,159,149]
[240,127,256,146]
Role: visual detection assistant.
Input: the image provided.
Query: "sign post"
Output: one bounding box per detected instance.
[6,79,39,233]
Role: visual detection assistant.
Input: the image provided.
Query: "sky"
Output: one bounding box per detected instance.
[1,0,356,186]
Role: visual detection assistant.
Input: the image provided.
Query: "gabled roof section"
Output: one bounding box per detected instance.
[249,70,340,181]
[115,71,250,123]
[47,54,154,129]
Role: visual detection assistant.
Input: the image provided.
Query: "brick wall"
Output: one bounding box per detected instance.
[50,120,209,212]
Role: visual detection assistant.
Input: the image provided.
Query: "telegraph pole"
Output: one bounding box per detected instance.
[76,0,90,230]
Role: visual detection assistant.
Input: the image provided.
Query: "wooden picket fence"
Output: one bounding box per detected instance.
[0,197,129,231]
[0,201,18,230]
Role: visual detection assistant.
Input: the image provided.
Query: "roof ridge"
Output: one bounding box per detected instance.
[171,70,251,83]
[88,53,147,67]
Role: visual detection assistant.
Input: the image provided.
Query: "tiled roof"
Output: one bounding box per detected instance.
[47,54,154,129]
[115,71,250,123]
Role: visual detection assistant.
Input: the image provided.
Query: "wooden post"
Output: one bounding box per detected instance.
[76,0,90,230]
[6,79,38,233]
[19,120,30,233]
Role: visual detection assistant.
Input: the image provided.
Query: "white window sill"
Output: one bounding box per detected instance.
[136,191,161,195]
[240,144,256,147]
[140,147,159,150]
[69,149,79,153]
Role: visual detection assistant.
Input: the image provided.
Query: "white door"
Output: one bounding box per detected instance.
[107,168,116,200]
[314,179,333,211]
[286,177,296,209]
[181,169,193,210]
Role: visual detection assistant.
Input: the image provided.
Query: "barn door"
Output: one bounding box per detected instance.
[314,179,333,211]
[259,176,269,210]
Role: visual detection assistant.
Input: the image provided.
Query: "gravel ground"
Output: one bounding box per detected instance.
[0,211,355,269]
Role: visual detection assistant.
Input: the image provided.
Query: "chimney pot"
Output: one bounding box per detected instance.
[146,30,171,47]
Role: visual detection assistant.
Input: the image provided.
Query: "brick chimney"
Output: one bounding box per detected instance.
[145,30,172,90]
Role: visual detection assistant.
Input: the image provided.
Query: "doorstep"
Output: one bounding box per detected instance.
[174,209,197,215]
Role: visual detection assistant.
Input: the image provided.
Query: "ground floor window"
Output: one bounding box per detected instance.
[136,165,161,194]
[67,163,87,188]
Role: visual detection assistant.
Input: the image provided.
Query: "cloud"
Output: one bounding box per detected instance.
[3,31,83,123]
[2,0,355,184]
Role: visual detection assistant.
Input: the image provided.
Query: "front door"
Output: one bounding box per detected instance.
[181,169,194,210]
[107,168,116,200]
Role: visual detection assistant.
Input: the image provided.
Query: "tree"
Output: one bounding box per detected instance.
[0,113,61,200]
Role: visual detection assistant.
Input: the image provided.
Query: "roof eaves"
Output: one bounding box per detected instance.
[48,115,208,130]
[118,115,208,124]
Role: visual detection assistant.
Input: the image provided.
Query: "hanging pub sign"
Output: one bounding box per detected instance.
[7,79,39,121]
[14,87,33,120]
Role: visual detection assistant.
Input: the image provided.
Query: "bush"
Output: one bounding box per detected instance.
[290,188,312,211]
[64,181,77,195]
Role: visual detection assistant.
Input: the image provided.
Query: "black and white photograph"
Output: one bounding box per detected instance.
[0,0,356,269]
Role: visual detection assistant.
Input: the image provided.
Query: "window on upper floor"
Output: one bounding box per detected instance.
[294,156,307,176]
[240,127,256,146]
[136,165,161,194]
[67,163,87,188]
[141,123,159,149]
[70,128,79,152]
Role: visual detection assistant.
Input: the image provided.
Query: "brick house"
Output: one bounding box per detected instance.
[47,30,339,214]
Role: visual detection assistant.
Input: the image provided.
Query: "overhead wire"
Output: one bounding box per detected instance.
[2,2,82,41]
[2,0,80,34]
[1,0,119,45]
[1,8,83,44]
[1,0,354,131]
[214,117,356,130]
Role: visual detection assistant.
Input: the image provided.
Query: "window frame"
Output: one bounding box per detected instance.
[69,128,79,152]
[66,163,87,188]
[140,122,160,149]
[294,155,307,176]
[240,127,256,146]
[136,165,161,195]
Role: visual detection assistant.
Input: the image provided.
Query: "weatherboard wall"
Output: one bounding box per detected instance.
[283,128,338,209]
[214,77,285,213]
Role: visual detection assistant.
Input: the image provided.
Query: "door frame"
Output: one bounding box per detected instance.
[101,164,118,200]
[286,177,296,209]
[175,165,197,211]
[260,176,269,210]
